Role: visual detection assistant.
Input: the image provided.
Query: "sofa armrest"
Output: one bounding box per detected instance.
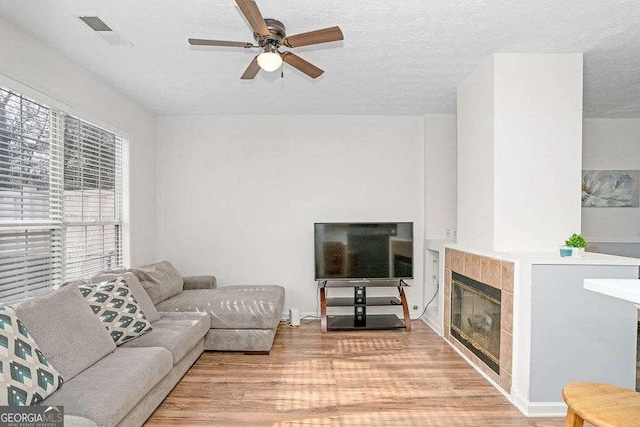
[183,275,217,290]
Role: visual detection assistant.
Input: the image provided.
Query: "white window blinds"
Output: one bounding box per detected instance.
[63,116,123,279]
[0,87,64,301]
[0,85,125,300]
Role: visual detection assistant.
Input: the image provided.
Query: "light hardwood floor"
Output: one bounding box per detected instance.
[146,321,564,426]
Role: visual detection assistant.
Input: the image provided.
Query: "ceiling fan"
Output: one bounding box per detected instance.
[188,0,344,80]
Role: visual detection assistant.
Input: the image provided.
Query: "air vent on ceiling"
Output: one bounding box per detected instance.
[77,15,132,46]
[79,16,112,32]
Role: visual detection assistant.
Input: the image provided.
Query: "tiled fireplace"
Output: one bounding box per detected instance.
[444,248,514,394]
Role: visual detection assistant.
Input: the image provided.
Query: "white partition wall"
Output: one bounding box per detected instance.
[493,54,583,252]
[457,53,583,252]
[456,58,496,252]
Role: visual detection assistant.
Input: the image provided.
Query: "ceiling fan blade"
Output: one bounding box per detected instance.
[235,0,270,37]
[283,26,344,48]
[188,38,255,48]
[281,52,324,79]
[241,56,261,80]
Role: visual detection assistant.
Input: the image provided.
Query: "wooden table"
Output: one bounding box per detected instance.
[562,382,640,427]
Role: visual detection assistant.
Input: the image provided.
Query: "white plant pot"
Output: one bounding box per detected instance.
[571,247,585,258]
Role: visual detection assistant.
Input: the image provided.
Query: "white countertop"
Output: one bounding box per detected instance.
[513,251,640,266]
[584,279,640,304]
[440,243,640,266]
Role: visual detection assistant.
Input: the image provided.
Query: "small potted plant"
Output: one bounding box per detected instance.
[564,233,587,258]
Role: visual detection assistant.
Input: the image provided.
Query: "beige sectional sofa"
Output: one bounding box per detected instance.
[4,261,285,426]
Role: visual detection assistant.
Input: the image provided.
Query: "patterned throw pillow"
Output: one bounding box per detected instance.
[79,279,153,345]
[0,306,64,405]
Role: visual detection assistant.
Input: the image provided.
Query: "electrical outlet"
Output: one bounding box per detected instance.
[445,228,452,239]
[452,229,457,239]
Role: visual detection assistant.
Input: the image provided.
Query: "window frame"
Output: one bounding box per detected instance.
[0,77,130,301]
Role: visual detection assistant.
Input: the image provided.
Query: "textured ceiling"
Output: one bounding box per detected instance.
[0,0,639,117]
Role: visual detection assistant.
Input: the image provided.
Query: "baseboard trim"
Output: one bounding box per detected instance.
[446,340,510,401]
[421,315,442,337]
[513,393,568,417]
[281,312,318,322]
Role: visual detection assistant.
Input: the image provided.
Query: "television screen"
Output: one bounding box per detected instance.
[314,222,413,280]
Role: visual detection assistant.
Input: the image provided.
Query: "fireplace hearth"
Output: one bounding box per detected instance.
[451,272,501,374]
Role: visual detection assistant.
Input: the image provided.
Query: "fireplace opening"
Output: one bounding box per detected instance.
[451,272,501,374]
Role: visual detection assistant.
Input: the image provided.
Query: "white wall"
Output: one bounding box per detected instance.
[423,114,456,333]
[424,114,457,239]
[156,115,425,316]
[493,53,583,252]
[0,16,157,267]
[582,118,640,242]
[457,54,583,253]
[457,57,495,251]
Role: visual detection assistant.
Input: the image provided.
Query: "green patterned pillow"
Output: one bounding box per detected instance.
[0,306,64,405]
[79,278,153,345]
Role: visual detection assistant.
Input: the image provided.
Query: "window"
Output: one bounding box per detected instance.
[63,116,123,279]
[0,87,63,300]
[0,85,125,301]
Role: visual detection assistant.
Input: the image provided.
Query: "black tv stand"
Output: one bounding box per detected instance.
[318,280,411,333]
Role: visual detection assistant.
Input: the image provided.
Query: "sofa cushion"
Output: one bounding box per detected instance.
[182,275,217,290]
[41,347,172,427]
[0,306,64,405]
[120,272,161,322]
[78,279,153,345]
[89,272,160,323]
[120,312,208,363]
[13,286,116,381]
[130,261,183,305]
[155,285,285,330]
[204,328,276,352]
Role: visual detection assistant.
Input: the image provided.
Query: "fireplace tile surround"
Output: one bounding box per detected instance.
[444,248,515,394]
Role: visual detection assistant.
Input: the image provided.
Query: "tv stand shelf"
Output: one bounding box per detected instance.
[318,280,411,333]
[326,297,403,307]
[326,314,406,331]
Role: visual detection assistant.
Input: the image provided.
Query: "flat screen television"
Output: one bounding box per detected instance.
[314,222,413,281]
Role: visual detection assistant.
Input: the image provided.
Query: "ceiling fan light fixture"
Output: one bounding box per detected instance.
[257,51,282,72]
